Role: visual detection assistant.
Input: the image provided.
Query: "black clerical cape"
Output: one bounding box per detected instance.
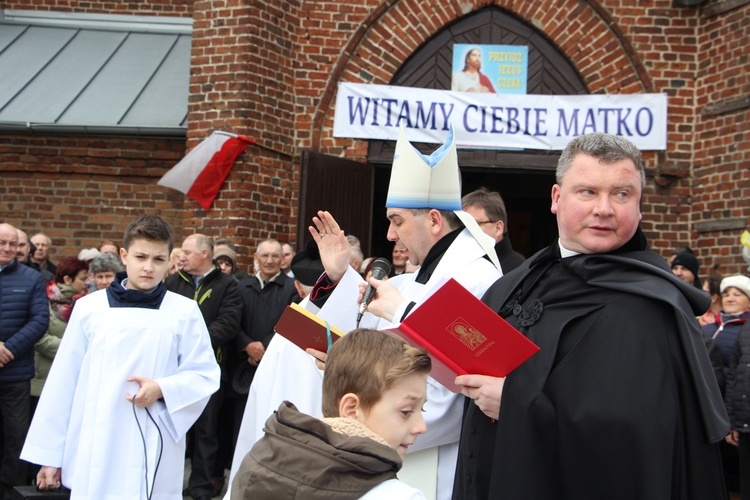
[454,230,728,500]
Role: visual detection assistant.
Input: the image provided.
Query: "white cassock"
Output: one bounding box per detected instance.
[228,228,501,500]
[22,290,221,500]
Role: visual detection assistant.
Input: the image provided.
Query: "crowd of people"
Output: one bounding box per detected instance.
[0,129,749,500]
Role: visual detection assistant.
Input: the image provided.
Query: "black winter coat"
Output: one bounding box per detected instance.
[724,319,750,432]
[165,265,242,371]
[226,273,299,396]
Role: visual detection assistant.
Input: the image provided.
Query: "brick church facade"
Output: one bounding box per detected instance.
[1,0,748,276]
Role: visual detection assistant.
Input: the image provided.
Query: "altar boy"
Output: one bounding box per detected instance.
[22,215,220,499]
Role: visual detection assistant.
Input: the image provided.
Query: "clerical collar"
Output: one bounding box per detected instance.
[557,227,649,259]
[415,227,462,284]
[558,241,580,259]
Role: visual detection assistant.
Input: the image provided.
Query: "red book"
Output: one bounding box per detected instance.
[384,278,539,392]
[274,303,345,353]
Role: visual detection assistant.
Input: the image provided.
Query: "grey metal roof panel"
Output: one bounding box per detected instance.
[0,26,77,110]
[58,32,180,125]
[120,34,191,127]
[0,10,191,136]
[0,29,128,122]
[0,23,25,53]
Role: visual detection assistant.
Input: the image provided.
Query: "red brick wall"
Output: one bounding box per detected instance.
[692,2,750,277]
[185,0,300,270]
[2,0,748,276]
[1,1,192,16]
[292,0,749,274]
[0,135,186,260]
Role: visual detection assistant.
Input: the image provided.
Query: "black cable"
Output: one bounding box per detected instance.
[132,398,164,500]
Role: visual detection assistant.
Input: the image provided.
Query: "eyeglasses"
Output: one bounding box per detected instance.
[257,253,281,260]
[474,220,497,225]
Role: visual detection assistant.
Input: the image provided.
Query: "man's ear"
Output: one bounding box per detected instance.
[119,247,128,266]
[428,208,443,235]
[493,220,505,240]
[339,393,364,421]
[550,184,561,215]
[293,280,306,299]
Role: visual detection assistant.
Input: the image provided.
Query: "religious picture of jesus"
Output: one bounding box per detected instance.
[451,47,496,93]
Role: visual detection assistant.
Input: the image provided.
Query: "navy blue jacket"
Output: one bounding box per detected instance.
[723,319,750,431]
[0,258,49,382]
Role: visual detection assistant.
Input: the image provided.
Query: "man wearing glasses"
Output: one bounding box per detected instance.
[462,187,526,273]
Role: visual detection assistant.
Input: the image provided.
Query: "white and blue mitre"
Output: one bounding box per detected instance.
[386,125,462,210]
[386,125,501,272]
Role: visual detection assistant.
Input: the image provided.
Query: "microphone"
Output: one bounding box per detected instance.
[356,258,392,327]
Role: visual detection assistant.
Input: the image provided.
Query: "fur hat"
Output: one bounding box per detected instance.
[720,275,750,299]
[214,246,237,269]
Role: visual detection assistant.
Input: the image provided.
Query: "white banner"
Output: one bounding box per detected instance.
[333,82,667,150]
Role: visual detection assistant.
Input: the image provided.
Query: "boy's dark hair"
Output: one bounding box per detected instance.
[55,257,90,284]
[123,215,174,253]
[322,329,431,418]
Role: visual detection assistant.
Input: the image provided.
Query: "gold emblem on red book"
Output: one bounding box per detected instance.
[448,318,487,351]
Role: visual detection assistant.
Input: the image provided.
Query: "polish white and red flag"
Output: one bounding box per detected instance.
[158,131,255,210]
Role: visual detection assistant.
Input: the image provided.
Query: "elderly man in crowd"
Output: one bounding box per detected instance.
[166,234,242,500]
[0,223,49,499]
[29,233,56,275]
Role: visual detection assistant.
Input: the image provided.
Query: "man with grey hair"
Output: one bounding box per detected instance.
[454,132,728,499]
[29,233,56,275]
[0,223,48,498]
[166,233,242,500]
[217,239,298,494]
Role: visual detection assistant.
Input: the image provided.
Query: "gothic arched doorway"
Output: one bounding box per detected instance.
[367,6,588,260]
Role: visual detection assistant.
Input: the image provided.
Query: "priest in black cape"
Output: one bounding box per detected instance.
[453,132,729,500]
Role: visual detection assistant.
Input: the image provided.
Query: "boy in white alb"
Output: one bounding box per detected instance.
[22,215,221,499]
